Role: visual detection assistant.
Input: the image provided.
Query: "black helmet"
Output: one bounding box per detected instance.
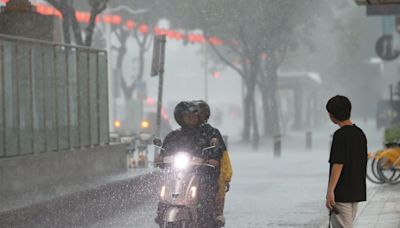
[174,101,199,127]
[193,100,210,122]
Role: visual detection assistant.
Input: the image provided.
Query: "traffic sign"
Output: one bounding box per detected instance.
[375,35,400,61]
[150,35,166,77]
[149,35,167,140]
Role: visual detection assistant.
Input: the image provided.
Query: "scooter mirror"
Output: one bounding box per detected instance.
[153,138,163,147]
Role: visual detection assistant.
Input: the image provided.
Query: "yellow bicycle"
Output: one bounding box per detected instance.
[367,151,385,184]
[375,147,400,184]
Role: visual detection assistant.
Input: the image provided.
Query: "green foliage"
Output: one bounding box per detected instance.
[384,126,400,143]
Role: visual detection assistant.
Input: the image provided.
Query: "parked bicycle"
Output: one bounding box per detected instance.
[366,151,385,184]
[367,147,400,185]
[375,147,400,184]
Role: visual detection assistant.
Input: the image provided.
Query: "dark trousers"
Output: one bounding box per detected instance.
[197,167,219,227]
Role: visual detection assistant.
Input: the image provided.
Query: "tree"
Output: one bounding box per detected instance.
[159,0,329,147]
[317,1,381,119]
[112,17,153,101]
[159,0,265,147]
[45,0,108,46]
[92,2,158,111]
[255,1,328,136]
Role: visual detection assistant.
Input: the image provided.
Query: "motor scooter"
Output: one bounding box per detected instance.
[153,138,218,228]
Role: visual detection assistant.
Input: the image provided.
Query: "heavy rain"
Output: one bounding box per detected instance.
[0,0,399,227]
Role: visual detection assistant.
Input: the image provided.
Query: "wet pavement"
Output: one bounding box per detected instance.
[354,184,400,228]
[2,121,399,227]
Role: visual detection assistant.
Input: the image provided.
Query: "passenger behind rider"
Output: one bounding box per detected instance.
[193,100,233,227]
[158,101,222,226]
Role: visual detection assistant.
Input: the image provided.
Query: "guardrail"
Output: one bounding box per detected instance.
[0,34,109,158]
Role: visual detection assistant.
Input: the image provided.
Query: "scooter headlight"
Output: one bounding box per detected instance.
[174,152,190,169]
[160,186,166,199]
[189,186,197,199]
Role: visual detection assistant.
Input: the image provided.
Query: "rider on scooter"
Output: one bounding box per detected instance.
[158,101,222,227]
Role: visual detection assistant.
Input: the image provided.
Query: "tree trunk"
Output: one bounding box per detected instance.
[260,62,280,137]
[242,51,261,145]
[114,29,129,100]
[61,9,71,44]
[45,0,71,44]
[123,33,150,99]
[242,87,252,142]
[266,65,280,136]
[84,10,98,47]
[84,2,107,47]
[68,5,83,45]
[261,89,273,137]
[250,93,259,150]
[243,65,260,146]
[137,42,146,82]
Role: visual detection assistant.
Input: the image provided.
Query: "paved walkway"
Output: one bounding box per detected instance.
[0,167,151,213]
[354,183,400,228]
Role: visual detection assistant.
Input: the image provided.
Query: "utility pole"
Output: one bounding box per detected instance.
[390,84,394,126]
[150,34,167,163]
[151,35,167,138]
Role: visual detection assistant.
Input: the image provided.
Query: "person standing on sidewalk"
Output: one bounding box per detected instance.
[325,95,368,228]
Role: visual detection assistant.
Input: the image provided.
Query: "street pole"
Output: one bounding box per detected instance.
[155,68,164,138]
[151,35,167,165]
[155,35,166,138]
[390,84,394,126]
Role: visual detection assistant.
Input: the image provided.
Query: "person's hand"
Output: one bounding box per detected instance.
[210,138,220,146]
[225,183,230,192]
[325,191,335,209]
[154,154,163,167]
[208,159,220,167]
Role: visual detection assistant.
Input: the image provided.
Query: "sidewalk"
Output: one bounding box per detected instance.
[354,184,400,228]
[0,167,152,213]
[0,169,162,228]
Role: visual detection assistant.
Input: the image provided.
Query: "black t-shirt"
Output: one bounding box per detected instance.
[329,124,367,202]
